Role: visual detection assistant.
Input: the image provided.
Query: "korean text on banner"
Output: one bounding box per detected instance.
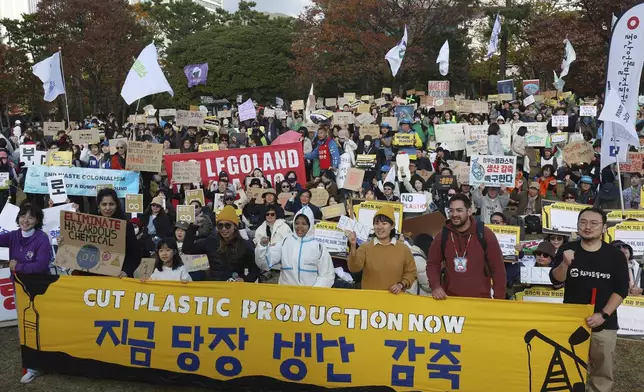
[435,124,466,151]
[487,224,520,257]
[356,201,404,232]
[604,221,644,256]
[15,275,592,391]
[163,143,306,187]
[469,155,517,187]
[54,212,127,276]
[0,268,17,324]
[24,166,140,198]
[126,141,164,173]
[563,141,594,165]
[20,145,47,167]
[175,110,205,128]
[47,175,67,204]
[314,221,349,255]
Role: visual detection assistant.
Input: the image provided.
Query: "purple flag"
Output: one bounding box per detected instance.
[184,63,208,88]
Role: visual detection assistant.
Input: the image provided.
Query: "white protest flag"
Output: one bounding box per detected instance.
[385,25,408,77]
[304,83,314,121]
[559,38,576,78]
[486,14,502,58]
[32,51,66,102]
[437,40,450,76]
[120,43,174,105]
[600,123,630,170]
[553,70,565,91]
[612,13,618,30]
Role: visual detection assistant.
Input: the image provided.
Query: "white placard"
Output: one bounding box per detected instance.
[579,106,597,117]
[469,155,517,187]
[551,115,569,127]
[47,175,68,204]
[400,193,427,213]
[520,266,553,285]
[435,124,466,151]
[20,145,47,167]
[159,109,177,117]
[337,216,370,242]
[264,108,275,118]
[314,225,348,254]
[238,99,256,122]
[523,95,535,106]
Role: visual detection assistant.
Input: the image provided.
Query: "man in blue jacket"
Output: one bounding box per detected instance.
[305,124,340,177]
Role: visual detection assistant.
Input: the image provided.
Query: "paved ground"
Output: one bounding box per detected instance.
[1,326,644,392]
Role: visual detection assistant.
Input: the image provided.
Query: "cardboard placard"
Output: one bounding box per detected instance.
[47,175,68,204]
[487,94,500,102]
[563,141,594,165]
[125,194,144,214]
[342,168,365,191]
[325,98,337,108]
[184,189,205,206]
[278,192,293,208]
[135,114,146,124]
[133,258,156,280]
[47,151,72,167]
[55,211,127,276]
[541,90,558,99]
[357,104,371,114]
[359,124,380,139]
[433,97,458,112]
[343,93,357,101]
[406,89,416,96]
[218,110,232,118]
[176,110,206,128]
[401,211,446,238]
[159,109,177,117]
[43,121,65,136]
[70,129,100,145]
[381,117,398,128]
[146,117,158,125]
[619,152,644,173]
[355,113,376,125]
[246,187,265,204]
[177,205,195,223]
[198,143,219,152]
[291,100,304,111]
[447,160,470,185]
[309,188,329,207]
[333,112,354,125]
[321,203,347,220]
[125,141,164,173]
[171,161,202,184]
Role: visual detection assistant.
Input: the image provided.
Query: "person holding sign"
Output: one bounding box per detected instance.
[141,195,173,244]
[110,139,127,170]
[255,207,334,287]
[392,118,422,159]
[347,205,417,293]
[182,205,259,282]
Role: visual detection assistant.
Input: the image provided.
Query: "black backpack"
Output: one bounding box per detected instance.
[439,220,490,280]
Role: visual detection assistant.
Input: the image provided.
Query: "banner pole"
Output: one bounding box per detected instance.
[58,47,71,130]
[613,136,626,217]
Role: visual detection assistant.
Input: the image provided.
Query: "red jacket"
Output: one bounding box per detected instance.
[426,217,506,299]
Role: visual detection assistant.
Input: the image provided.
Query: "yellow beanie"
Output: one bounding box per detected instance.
[374,205,395,224]
[217,205,239,226]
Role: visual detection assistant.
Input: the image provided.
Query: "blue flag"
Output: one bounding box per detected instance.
[184,63,209,88]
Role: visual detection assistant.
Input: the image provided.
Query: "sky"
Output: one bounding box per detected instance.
[224,0,312,16]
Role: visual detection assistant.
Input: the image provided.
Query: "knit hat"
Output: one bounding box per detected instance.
[217,205,239,226]
[374,205,395,224]
[150,195,164,207]
[535,241,556,259]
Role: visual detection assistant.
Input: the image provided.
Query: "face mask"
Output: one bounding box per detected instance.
[364,140,371,147]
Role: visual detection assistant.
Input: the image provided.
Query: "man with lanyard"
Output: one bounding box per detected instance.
[550,207,629,392]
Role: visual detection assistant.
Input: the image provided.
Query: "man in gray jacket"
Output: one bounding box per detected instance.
[472,184,510,224]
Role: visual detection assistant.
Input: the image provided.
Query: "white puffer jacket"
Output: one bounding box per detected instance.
[405,243,431,296]
[255,207,335,287]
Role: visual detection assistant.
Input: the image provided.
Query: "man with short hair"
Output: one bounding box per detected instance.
[550,207,629,392]
[515,182,542,215]
[427,194,506,300]
[471,184,510,224]
[622,172,641,209]
[305,125,340,177]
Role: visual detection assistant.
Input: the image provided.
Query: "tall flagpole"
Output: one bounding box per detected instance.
[613,136,626,217]
[58,47,71,130]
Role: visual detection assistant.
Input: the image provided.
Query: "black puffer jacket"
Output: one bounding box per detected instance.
[182,225,259,282]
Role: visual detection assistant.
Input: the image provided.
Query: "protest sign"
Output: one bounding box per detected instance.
[336,97,348,107]
[324,98,337,107]
[435,124,466,151]
[434,175,457,191]
[133,258,156,280]
[263,108,275,118]
[400,193,427,213]
[314,221,349,255]
[355,155,377,170]
[245,187,264,204]
[134,114,146,124]
[26,167,140,198]
[359,124,380,139]
[217,110,231,119]
[71,129,100,145]
[238,99,256,122]
[19,145,47,167]
[47,175,68,204]
[125,141,164,172]
[159,109,177,117]
[357,103,370,114]
[487,94,499,102]
[381,117,398,128]
[579,106,597,117]
[342,168,365,192]
[125,194,143,214]
[291,100,304,111]
[520,265,553,285]
[497,79,515,99]
[47,151,72,167]
[393,133,415,146]
[356,201,404,232]
[604,221,644,256]
[310,188,329,207]
[198,144,219,152]
[337,215,370,242]
[523,95,535,106]
[343,92,356,101]
[55,211,127,276]
[469,155,517,187]
[171,161,201,184]
[355,113,376,125]
[177,205,195,224]
[381,87,392,94]
[432,97,458,112]
[521,123,549,147]
[498,93,513,101]
[43,121,65,136]
[333,112,354,125]
[486,224,520,257]
[406,89,416,96]
[184,189,205,206]
[464,125,488,156]
[320,203,346,220]
[448,160,470,185]
[427,80,450,97]
[541,201,586,233]
[522,79,540,96]
[0,172,8,190]
[146,117,158,126]
[563,141,594,164]
[551,115,569,127]
[619,152,644,173]
[374,97,387,106]
[176,110,205,128]
[550,132,569,144]
[0,268,17,325]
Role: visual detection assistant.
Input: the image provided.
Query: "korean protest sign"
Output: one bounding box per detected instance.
[176,110,205,128]
[562,141,594,165]
[486,224,521,258]
[469,155,517,187]
[54,211,127,276]
[15,275,591,391]
[435,124,466,151]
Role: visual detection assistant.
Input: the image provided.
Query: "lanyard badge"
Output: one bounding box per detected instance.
[451,233,472,273]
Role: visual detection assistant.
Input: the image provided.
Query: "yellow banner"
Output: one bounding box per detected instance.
[15,275,592,391]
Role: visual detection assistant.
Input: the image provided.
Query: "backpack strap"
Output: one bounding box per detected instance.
[475,220,491,277]
[440,226,450,261]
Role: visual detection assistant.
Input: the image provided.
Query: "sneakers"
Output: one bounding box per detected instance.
[20,369,42,384]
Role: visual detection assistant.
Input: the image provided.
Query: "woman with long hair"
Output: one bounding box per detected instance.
[182,205,259,282]
[141,195,173,243]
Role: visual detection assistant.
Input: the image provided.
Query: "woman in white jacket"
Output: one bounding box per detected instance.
[253,205,292,247]
[255,207,335,287]
[487,123,505,156]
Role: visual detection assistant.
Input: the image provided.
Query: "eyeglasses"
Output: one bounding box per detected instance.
[579,220,602,229]
[217,222,234,230]
[265,212,276,217]
[534,252,549,257]
[151,204,161,208]
[288,178,296,182]
[490,220,504,224]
